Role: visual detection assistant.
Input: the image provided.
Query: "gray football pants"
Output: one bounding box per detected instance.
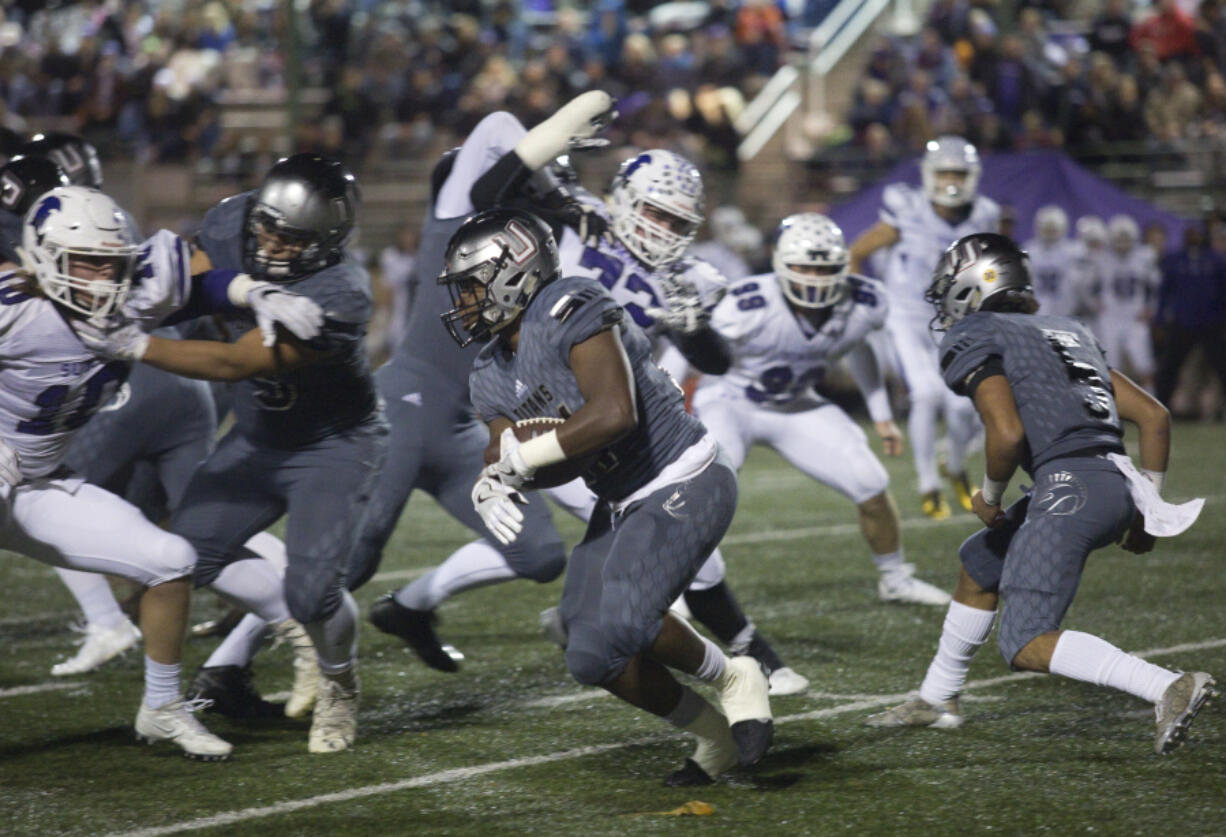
[958,455,1135,666]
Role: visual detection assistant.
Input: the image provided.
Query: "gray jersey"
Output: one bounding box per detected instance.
[0,211,20,263]
[939,312,1124,473]
[196,193,380,447]
[469,276,706,502]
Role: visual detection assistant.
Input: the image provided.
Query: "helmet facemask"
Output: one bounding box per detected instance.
[440,250,516,347]
[921,136,981,208]
[245,204,324,281]
[771,212,849,309]
[611,196,701,268]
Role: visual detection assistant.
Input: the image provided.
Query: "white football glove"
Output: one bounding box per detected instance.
[472,467,528,545]
[645,274,708,336]
[245,283,326,347]
[0,438,21,489]
[489,427,536,489]
[73,316,150,362]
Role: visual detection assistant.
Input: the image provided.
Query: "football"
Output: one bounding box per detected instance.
[484,417,591,488]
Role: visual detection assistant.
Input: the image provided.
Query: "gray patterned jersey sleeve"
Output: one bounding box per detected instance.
[536,277,625,366]
[940,314,1004,396]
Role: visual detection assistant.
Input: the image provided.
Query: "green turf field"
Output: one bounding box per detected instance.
[1,422,1222,836]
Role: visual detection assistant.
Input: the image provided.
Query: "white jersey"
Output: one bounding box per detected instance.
[0,230,192,478]
[558,197,727,341]
[1023,237,1082,317]
[879,183,1000,319]
[1098,245,1160,321]
[697,271,890,414]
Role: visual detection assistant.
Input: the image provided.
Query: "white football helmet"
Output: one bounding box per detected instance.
[921,136,981,208]
[608,149,705,268]
[21,186,138,319]
[771,213,849,309]
[1076,215,1107,249]
[1107,214,1139,255]
[1034,205,1068,245]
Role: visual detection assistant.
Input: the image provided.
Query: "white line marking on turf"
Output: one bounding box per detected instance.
[0,680,85,699]
[104,635,1226,837]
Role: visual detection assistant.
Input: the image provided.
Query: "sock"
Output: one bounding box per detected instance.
[143,656,181,709]
[395,541,516,611]
[203,613,270,669]
[1049,630,1181,703]
[683,581,750,646]
[872,549,906,573]
[663,686,735,777]
[909,396,942,494]
[304,590,359,675]
[693,635,728,683]
[919,601,997,705]
[55,568,126,630]
[209,558,291,623]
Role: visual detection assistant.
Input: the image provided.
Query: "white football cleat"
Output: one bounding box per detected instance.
[135,698,233,760]
[865,694,963,729]
[538,607,568,648]
[1154,671,1216,755]
[716,655,773,766]
[273,619,319,718]
[309,669,360,753]
[768,666,810,696]
[878,564,952,606]
[51,619,142,676]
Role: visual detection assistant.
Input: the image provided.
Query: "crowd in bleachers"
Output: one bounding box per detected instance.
[0,0,798,175]
[847,0,1226,157]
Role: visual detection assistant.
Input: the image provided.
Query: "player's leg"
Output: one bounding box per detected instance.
[370,419,566,670]
[999,460,1214,753]
[48,568,141,676]
[1123,321,1157,392]
[888,315,950,518]
[3,482,230,759]
[281,423,388,753]
[688,387,804,693]
[942,391,980,511]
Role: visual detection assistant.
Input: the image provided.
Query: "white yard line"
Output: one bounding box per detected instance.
[104,635,1226,837]
[0,680,85,699]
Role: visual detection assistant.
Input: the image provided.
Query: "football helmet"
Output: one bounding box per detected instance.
[20,132,102,188]
[1,155,70,218]
[439,208,559,347]
[243,153,359,280]
[1107,214,1139,255]
[926,232,1032,330]
[608,149,704,268]
[1034,205,1068,246]
[1075,215,1107,249]
[921,136,981,208]
[21,186,139,319]
[771,213,850,309]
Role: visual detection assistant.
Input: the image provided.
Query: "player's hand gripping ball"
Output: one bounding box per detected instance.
[484,417,593,488]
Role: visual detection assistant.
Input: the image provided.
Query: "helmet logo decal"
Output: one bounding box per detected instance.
[983,268,997,283]
[493,219,539,266]
[621,153,651,180]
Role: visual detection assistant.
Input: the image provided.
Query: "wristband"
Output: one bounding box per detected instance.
[226,273,260,307]
[517,429,567,469]
[1141,469,1165,495]
[981,476,1008,506]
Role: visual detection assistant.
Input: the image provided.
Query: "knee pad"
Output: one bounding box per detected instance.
[565,645,614,687]
[145,532,196,586]
[958,530,1004,593]
[284,563,343,625]
[344,536,383,592]
[602,614,653,666]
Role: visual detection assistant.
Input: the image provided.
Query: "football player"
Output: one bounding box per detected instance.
[80,154,384,754]
[693,213,950,606]
[1,184,322,759]
[849,135,1001,519]
[1023,205,1081,318]
[866,233,1214,754]
[1068,215,1108,325]
[1096,215,1159,391]
[453,208,773,786]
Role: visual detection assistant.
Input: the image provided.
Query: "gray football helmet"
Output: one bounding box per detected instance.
[926,233,1033,330]
[243,153,359,280]
[439,208,560,346]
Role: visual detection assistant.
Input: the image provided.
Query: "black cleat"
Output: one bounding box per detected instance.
[665,758,716,787]
[730,719,774,767]
[186,665,284,719]
[369,593,464,673]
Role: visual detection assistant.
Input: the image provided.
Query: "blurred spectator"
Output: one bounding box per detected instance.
[1145,61,1203,142]
[1154,223,1226,409]
[734,0,788,78]
[1130,0,1200,62]
[377,222,419,354]
[1089,0,1134,64]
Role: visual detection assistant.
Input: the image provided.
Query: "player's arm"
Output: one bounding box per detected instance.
[848,221,899,274]
[669,328,731,375]
[561,325,638,457]
[140,328,331,381]
[969,373,1027,527]
[844,341,903,456]
[1111,368,1170,477]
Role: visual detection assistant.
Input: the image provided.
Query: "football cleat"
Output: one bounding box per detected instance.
[51,618,142,676]
[1154,672,1216,755]
[665,758,718,787]
[190,607,245,639]
[768,666,810,696]
[539,606,568,649]
[308,668,360,753]
[273,619,319,718]
[865,694,963,729]
[921,490,952,520]
[186,665,284,719]
[878,564,952,606]
[135,698,233,760]
[369,593,464,673]
[949,471,977,512]
[717,656,773,767]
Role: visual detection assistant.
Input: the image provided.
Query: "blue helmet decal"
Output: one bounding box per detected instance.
[32,195,61,229]
[620,152,651,181]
